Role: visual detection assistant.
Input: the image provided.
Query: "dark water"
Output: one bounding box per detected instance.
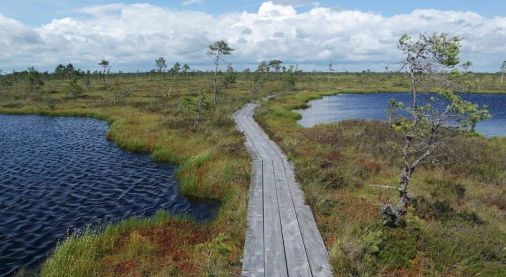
[297,93,506,137]
[0,115,217,276]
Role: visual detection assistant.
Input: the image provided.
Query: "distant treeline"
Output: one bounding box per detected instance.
[2,64,504,78]
[1,61,505,95]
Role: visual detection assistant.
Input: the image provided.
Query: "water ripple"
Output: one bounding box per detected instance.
[0,115,217,276]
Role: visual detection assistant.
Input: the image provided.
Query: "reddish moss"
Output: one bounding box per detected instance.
[99,221,211,276]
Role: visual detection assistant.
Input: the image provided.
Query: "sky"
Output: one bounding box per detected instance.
[0,0,505,72]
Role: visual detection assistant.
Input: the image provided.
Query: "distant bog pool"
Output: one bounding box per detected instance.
[297,93,506,137]
[0,115,217,276]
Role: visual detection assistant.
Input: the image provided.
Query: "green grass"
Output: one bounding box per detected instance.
[1,71,505,275]
[40,212,212,276]
[1,74,262,276]
[292,72,506,94]
[256,91,506,276]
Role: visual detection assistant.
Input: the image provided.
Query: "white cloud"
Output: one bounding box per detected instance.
[272,0,319,8]
[0,1,505,72]
[181,0,205,6]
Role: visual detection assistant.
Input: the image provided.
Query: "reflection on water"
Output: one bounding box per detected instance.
[297,93,506,137]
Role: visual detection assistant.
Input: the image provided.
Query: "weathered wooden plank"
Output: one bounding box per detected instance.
[252,160,265,275]
[281,155,332,276]
[263,160,288,276]
[297,205,332,277]
[235,101,331,277]
[242,159,264,276]
[235,107,265,277]
[272,160,312,276]
[237,116,269,162]
[242,118,273,158]
[245,118,306,204]
[281,160,306,209]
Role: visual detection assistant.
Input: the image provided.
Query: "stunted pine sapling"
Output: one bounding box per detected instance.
[268,60,283,78]
[27,67,50,108]
[27,67,44,93]
[268,60,283,72]
[54,64,66,80]
[85,71,91,88]
[181,90,210,127]
[0,71,12,87]
[182,64,191,78]
[282,65,297,93]
[155,57,167,80]
[250,62,269,97]
[67,77,83,98]
[381,33,490,227]
[99,59,110,85]
[223,63,238,89]
[461,61,472,73]
[154,57,167,96]
[167,62,181,97]
[208,40,234,103]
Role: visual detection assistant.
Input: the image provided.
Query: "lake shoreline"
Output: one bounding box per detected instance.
[294,92,506,137]
[0,89,250,275]
[0,113,219,276]
[256,91,506,276]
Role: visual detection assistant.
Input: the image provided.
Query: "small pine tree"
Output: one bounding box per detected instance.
[67,77,83,98]
[282,66,296,92]
[208,40,234,103]
[381,33,490,227]
[42,94,55,110]
[181,90,210,127]
[27,67,44,92]
[223,63,238,89]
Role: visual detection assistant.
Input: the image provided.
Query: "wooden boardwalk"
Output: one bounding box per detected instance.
[234,102,332,277]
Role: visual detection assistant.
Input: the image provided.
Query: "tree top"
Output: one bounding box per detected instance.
[208,40,234,56]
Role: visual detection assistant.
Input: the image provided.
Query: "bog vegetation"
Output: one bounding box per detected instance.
[0,37,505,276]
[257,90,506,275]
[254,35,505,275]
